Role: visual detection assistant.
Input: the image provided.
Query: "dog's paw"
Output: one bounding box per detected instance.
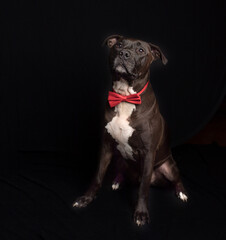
[134,210,150,226]
[72,195,93,208]
[112,182,120,190]
[177,191,188,202]
[112,173,124,190]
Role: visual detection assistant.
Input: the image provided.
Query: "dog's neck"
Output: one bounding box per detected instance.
[112,71,150,95]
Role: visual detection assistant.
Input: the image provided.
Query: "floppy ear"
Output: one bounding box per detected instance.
[149,43,168,65]
[103,34,123,48]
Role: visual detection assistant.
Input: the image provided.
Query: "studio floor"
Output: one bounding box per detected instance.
[0,144,225,240]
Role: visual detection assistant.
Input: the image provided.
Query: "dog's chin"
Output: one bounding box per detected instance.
[115,65,127,74]
[113,65,137,81]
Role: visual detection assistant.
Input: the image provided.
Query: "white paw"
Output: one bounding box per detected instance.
[136,220,141,226]
[178,192,188,202]
[73,202,79,207]
[112,182,119,190]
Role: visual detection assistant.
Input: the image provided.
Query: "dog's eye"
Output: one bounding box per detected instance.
[139,48,144,53]
[116,43,122,48]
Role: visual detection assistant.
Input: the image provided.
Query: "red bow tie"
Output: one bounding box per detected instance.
[108,81,149,108]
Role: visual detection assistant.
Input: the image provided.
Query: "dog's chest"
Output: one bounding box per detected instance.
[105,80,136,160]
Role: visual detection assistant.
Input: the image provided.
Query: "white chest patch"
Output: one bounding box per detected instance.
[105,79,136,160]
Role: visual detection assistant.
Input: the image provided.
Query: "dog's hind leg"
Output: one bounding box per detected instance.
[112,155,126,190]
[112,172,124,190]
[158,155,188,202]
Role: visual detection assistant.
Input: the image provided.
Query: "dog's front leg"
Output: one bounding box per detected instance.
[73,138,112,208]
[134,151,155,226]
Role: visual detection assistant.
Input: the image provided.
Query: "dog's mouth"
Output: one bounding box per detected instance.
[114,63,128,74]
[113,62,137,80]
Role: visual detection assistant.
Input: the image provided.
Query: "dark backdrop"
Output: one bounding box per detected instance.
[0,0,225,156]
[0,1,226,239]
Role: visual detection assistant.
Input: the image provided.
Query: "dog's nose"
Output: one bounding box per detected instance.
[119,50,131,60]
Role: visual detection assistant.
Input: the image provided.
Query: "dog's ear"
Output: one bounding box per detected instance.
[149,43,168,65]
[103,34,123,48]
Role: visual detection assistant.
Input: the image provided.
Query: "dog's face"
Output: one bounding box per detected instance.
[104,35,167,81]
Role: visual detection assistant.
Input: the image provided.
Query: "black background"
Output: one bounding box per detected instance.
[0,0,226,239]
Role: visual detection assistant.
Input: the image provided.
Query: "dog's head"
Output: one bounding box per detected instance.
[104,35,167,81]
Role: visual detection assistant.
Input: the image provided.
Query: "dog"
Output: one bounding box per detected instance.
[73,35,188,226]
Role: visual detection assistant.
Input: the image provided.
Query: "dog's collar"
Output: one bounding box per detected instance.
[108,81,149,108]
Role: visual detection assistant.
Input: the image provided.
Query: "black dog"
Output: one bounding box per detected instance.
[73,35,188,226]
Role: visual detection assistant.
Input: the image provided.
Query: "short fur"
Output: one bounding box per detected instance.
[73,35,188,226]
